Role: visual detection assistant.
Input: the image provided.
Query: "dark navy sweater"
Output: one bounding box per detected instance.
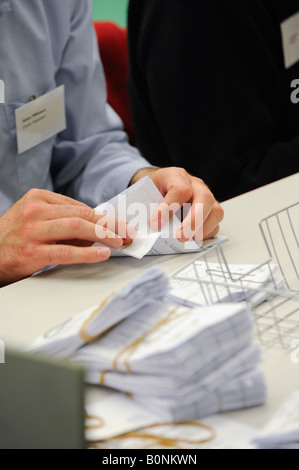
[128,0,299,201]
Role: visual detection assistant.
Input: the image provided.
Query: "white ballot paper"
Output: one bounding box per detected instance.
[85,389,160,442]
[73,301,254,377]
[94,176,228,259]
[84,343,261,399]
[133,369,266,423]
[252,392,299,449]
[27,267,169,358]
[85,389,257,449]
[166,260,285,308]
[29,267,266,425]
[71,299,266,421]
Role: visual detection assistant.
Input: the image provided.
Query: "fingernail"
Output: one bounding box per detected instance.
[122,237,133,247]
[97,247,111,258]
[114,236,124,249]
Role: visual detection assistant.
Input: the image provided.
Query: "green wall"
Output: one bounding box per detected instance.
[92,0,129,26]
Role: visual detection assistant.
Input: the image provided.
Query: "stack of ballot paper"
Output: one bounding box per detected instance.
[27,267,169,359]
[28,267,267,422]
[72,301,266,421]
[165,260,286,308]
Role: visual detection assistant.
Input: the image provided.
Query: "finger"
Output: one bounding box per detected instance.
[176,180,218,240]
[95,213,138,242]
[25,188,90,207]
[41,244,111,266]
[41,204,101,224]
[202,225,220,241]
[150,175,193,231]
[201,204,224,241]
[38,205,138,245]
[35,218,124,250]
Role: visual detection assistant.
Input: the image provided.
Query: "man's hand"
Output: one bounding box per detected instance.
[0,189,137,285]
[131,167,224,242]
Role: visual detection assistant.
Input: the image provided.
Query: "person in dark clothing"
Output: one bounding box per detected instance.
[127,0,299,201]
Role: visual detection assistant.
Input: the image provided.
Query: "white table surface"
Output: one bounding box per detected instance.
[0,172,298,431]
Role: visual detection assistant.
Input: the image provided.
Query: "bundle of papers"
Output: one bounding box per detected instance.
[73,301,254,378]
[94,176,228,259]
[27,267,169,359]
[71,299,266,421]
[252,392,299,449]
[134,369,266,423]
[28,267,266,424]
[165,260,286,308]
[84,343,261,399]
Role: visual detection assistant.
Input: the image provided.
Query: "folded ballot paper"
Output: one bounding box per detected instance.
[94,176,228,259]
[28,266,267,423]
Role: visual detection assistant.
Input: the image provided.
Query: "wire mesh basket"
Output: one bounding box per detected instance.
[170,203,299,349]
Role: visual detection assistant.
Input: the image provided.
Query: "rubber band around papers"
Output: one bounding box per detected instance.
[87,421,216,449]
[78,292,116,343]
[84,409,104,430]
[85,307,216,448]
[97,307,190,381]
[113,307,191,373]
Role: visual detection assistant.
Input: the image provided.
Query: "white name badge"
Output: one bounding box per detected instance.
[0,79,4,103]
[281,11,299,69]
[15,85,66,154]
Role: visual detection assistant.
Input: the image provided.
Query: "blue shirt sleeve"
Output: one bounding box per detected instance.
[51,0,151,207]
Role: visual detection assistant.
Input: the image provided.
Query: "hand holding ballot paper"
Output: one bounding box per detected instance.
[0,166,224,285]
[94,176,227,259]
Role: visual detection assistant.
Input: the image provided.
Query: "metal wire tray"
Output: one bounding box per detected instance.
[170,202,299,349]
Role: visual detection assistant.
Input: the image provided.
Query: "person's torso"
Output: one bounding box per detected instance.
[0,0,72,214]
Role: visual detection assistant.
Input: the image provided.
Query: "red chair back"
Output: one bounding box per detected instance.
[93,21,135,145]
